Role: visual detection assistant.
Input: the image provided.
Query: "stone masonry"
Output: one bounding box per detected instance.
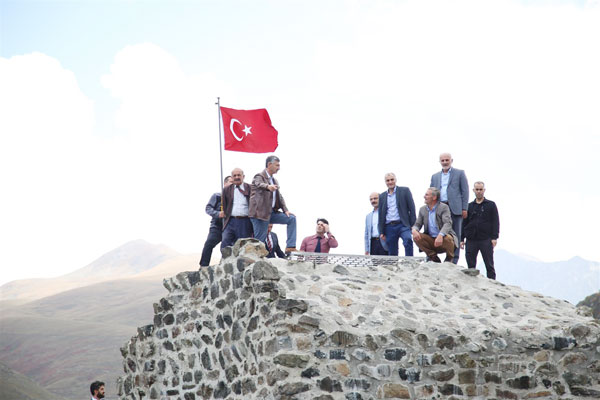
[118,239,600,399]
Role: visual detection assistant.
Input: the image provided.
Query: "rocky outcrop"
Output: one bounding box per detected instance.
[118,239,600,399]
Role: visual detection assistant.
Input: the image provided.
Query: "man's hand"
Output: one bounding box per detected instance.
[323,223,330,233]
[462,210,468,219]
[460,241,465,249]
[434,234,443,247]
[219,211,225,218]
[267,184,278,192]
[411,228,421,241]
[491,239,497,248]
[365,251,369,255]
[284,211,294,217]
[380,234,386,241]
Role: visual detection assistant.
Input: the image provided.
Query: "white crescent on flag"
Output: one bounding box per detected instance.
[229,118,253,142]
[230,118,243,141]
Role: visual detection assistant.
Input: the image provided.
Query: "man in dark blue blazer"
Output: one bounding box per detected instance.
[266,224,286,258]
[378,173,416,256]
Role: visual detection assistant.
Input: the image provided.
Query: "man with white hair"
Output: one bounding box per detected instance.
[378,173,416,256]
[430,153,469,263]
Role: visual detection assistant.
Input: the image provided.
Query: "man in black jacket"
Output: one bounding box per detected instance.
[199,175,232,266]
[266,224,286,258]
[460,181,500,279]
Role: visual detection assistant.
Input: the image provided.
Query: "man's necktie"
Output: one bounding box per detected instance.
[315,237,321,253]
[266,234,272,252]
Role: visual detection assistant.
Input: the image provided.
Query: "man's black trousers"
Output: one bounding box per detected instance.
[465,239,496,280]
[200,226,222,266]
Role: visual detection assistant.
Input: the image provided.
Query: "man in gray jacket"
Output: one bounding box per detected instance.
[411,187,459,263]
[430,153,468,263]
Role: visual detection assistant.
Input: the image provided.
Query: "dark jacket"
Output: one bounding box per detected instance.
[378,186,416,234]
[249,170,288,221]
[462,198,499,241]
[205,192,222,230]
[266,231,286,258]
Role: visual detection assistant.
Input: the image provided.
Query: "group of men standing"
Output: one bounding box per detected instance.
[200,155,298,265]
[365,153,500,279]
[200,152,499,280]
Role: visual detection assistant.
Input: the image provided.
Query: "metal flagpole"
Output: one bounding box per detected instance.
[216,97,224,192]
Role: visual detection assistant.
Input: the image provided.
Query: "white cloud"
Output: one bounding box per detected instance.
[2,1,599,286]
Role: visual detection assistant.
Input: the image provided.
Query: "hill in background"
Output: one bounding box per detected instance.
[0,241,597,400]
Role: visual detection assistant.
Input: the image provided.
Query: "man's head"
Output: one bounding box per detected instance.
[90,381,105,399]
[231,168,244,185]
[473,181,486,200]
[369,192,379,209]
[267,224,274,233]
[316,218,329,235]
[224,175,233,188]
[384,173,396,190]
[424,187,440,206]
[265,155,280,175]
[439,153,453,171]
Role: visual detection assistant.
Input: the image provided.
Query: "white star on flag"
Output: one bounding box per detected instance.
[242,125,252,136]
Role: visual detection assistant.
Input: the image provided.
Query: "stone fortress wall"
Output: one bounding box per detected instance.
[117,239,600,399]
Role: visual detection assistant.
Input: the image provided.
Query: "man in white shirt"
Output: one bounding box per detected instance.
[221,168,253,248]
[365,192,388,255]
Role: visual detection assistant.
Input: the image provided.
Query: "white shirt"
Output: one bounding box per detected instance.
[231,184,249,216]
[371,210,380,238]
[266,171,277,208]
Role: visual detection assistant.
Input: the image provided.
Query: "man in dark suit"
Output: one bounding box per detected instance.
[411,187,459,263]
[430,152,468,263]
[378,172,416,256]
[266,224,286,258]
[249,155,297,252]
[221,168,252,248]
[199,175,232,266]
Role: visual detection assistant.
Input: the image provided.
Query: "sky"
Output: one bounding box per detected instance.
[1,0,599,286]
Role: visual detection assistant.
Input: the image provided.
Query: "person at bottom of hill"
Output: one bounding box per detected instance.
[300,218,338,253]
[461,181,500,279]
[411,187,459,263]
[199,175,233,266]
[266,224,286,258]
[90,381,105,400]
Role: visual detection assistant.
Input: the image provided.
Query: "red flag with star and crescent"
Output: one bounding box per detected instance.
[220,107,278,153]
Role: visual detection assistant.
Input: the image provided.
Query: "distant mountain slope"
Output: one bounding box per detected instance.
[578,291,600,319]
[0,361,62,400]
[493,250,599,304]
[0,240,180,302]
[0,278,169,400]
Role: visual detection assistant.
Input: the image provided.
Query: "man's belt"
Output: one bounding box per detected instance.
[232,216,249,219]
[387,220,402,225]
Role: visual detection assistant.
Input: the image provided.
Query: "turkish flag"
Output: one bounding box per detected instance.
[221,107,278,153]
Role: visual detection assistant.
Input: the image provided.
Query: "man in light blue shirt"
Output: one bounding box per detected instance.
[412,187,459,263]
[365,192,388,255]
[377,173,416,256]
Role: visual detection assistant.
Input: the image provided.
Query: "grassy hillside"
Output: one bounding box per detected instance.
[0,278,170,400]
[0,361,62,400]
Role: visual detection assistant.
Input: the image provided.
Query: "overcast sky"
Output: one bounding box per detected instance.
[1,0,599,286]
